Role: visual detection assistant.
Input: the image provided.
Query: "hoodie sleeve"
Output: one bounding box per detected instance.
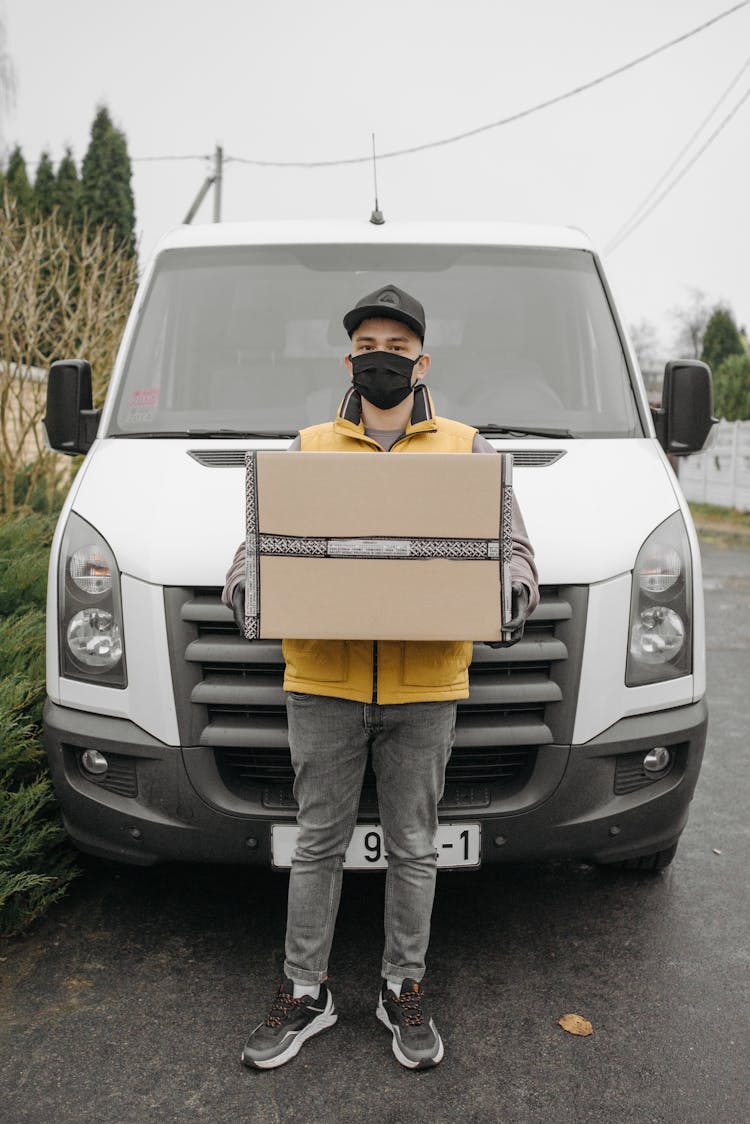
[508,491,539,615]
[471,432,539,614]
[221,540,246,609]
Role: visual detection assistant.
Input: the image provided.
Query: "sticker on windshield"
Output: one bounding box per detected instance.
[125,387,159,424]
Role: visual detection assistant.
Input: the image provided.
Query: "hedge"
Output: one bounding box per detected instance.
[0,511,78,936]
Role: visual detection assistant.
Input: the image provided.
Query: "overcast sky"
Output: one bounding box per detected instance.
[2,0,749,352]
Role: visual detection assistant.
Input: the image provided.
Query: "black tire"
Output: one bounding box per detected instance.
[599,842,679,873]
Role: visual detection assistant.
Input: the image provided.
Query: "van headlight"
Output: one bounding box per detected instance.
[58,513,127,687]
[626,512,692,687]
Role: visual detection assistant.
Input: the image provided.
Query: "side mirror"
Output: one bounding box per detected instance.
[651,360,716,456]
[43,359,101,455]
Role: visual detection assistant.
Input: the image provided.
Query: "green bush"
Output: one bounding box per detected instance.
[0,772,77,937]
[0,511,78,937]
[713,353,750,421]
[0,510,56,615]
[0,461,72,522]
[12,462,70,514]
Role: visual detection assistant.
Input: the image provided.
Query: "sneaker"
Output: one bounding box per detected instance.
[241,979,337,1069]
[376,979,444,1069]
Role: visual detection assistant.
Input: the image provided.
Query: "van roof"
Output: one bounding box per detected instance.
[153,220,595,254]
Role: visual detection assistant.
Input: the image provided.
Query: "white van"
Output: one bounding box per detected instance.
[43,221,713,873]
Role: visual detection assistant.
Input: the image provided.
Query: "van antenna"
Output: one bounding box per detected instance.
[369,133,385,225]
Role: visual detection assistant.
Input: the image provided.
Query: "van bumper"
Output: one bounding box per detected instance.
[44,697,707,867]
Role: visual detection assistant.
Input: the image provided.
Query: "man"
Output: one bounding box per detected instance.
[222,284,538,1070]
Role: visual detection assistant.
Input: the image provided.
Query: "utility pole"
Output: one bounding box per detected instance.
[213,144,223,223]
[183,143,223,224]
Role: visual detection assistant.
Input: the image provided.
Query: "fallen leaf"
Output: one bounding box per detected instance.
[558,1013,593,1036]
[63,977,93,991]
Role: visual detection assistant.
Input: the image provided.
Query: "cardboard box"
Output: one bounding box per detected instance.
[244,451,514,641]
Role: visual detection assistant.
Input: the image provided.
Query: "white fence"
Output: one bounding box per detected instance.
[678,420,750,512]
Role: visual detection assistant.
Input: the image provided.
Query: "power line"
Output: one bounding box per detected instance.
[605,51,750,250]
[132,154,209,163]
[605,83,750,254]
[226,0,750,168]
[23,152,210,171]
[129,1,750,170]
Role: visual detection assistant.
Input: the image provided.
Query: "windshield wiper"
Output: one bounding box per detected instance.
[473,424,574,439]
[186,429,299,438]
[111,429,299,439]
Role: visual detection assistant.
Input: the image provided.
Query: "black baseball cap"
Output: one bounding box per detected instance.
[343,284,426,342]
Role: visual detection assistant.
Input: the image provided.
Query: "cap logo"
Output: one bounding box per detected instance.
[378,290,399,306]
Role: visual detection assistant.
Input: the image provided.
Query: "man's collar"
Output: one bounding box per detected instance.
[335,384,437,434]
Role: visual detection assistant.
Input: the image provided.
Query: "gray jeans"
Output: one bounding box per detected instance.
[283,693,457,986]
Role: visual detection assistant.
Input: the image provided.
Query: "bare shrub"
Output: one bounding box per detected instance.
[0,191,137,513]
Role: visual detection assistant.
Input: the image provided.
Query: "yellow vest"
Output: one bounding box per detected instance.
[281,386,477,704]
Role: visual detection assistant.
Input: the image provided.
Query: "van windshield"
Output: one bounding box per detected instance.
[109,244,641,438]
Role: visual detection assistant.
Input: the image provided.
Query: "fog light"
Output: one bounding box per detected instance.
[643,747,671,773]
[81,748,108,776]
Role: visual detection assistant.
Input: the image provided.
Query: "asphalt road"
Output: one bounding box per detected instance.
[2,541,749,1124]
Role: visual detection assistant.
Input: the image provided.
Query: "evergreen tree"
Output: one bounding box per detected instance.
[713,353,750,421]
[33,150,56,216]
[81,105,136,255]
[54,146,82,229]
[700,306,744,373]
[5,145,33,212]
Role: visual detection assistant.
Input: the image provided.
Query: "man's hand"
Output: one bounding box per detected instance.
[507,581,529,633]
[231,582,246,635]
[486,581,530,648]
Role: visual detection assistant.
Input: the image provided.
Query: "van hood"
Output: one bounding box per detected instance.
[69,438,681,588]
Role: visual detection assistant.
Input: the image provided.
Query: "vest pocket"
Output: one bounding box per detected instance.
[283,639,350,683]
[400,640,472,687]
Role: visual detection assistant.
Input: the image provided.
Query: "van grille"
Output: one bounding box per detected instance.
[214,744,537,791]
[165,585,585,803]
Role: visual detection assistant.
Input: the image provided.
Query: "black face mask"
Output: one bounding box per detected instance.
[349,350,421,410]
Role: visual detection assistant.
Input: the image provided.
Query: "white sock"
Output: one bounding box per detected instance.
[292,980,320,1000]
[386,977,403,997]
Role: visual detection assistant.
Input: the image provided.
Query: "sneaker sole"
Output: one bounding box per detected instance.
[376,993,444,1070]
[241,993,338,1070]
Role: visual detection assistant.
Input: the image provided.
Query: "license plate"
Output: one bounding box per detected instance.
[271,823,481,870]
